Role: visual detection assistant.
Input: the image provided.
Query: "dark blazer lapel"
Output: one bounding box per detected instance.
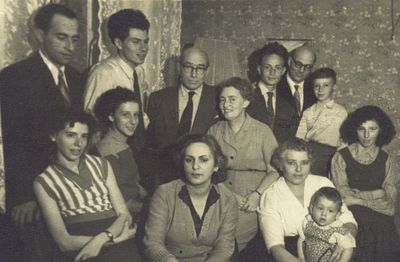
[165,87,180,131]
[192,84,216,132]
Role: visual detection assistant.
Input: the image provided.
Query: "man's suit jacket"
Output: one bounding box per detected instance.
[247,76,316,144]
[146,84,218,150]
[0,53,84,208]
[145,84,218,184]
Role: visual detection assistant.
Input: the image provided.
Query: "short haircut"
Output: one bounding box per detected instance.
[180,46,209,67]
[311,187,343,211]
[310,67,337,85]
[108,9,150,44]
[47,110,97,141]
[175,134,227,184]
[218,77,254,102]
[340,105,396,146]
[272,137,313,172]
[258,42,289,68]
[93,87,138,129]
[34,3,77,31]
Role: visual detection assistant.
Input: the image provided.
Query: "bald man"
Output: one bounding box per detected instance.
[274,45,317,143]
[146,46,219,184]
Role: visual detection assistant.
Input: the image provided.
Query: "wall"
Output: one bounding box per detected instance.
[182,0,400,156]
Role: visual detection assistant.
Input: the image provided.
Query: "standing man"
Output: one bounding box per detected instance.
[146,46,218,184]
[247,42,292,144]
[275,45,317,143]
[83,8,150,152]
[0,3,84,260]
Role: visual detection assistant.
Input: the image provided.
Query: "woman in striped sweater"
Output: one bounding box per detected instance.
[33,110,142,261]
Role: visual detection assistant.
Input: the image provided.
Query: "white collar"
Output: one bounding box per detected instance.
[39,50,65,83]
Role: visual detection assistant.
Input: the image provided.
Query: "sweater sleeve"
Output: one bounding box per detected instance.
[144,185,176,262]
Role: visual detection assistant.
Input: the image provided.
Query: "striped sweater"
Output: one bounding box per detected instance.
[35,154,115,224]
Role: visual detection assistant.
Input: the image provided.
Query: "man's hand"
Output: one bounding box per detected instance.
[11,200,40,227]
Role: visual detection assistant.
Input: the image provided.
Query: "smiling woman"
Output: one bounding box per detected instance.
[33,110,142,261]
[258,138,357,262]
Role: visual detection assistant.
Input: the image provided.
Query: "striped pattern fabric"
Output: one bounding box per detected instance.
[36,154,113,219]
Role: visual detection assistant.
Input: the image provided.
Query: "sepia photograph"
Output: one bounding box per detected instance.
[0,0,400,261]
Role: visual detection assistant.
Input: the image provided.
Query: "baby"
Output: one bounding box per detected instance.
[298,187,355,262]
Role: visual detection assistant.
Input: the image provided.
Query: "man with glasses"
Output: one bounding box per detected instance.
[275,45,317,143]
[247,42,292,144]
[146,46,218,184]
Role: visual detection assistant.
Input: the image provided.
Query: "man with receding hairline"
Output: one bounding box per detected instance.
[146,46,218,184]
[275,45,317,143]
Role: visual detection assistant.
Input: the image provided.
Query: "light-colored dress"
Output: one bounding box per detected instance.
[208,114,278,250]
[299,215,355,262]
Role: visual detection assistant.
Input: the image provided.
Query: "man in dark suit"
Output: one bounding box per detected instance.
[275,45,317,143]
[0,3,83,251]
[248,44,317,144]
[146,46,218,184]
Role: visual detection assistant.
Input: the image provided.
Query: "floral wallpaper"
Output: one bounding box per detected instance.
[181,0,400,158]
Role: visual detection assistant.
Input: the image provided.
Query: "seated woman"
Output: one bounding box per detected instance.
[93,87,146,217]
[331,105,400,261]
[207,77,279,254]
[258,138,357,262]
[33,110,141,261]
[144,134,238,262]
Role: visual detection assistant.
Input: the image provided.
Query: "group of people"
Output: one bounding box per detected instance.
[1,3,399,262]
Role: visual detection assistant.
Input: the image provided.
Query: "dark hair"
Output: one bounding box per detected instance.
[310,67,337,85]
[311,187,343,211]
[93,87,138,129]
[48,110,97,141]
[108,9,150,44]
[34,3,77,31]
[258,42,289,68]
[218,77,254,102]
[340,105,396,146]
[175,134,227,184]
[272,138,313,172]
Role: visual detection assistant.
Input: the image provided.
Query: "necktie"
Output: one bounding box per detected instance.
[267,91,274,116]
[266,91,274,127]
[57,69,70,106]
[294,84,301,115]
[176,91,195,138]
[133,70,143,114]
[131,70,145,151]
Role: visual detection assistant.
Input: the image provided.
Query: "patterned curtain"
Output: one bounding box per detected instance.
[0,0,63,213]
[96,0,182,98]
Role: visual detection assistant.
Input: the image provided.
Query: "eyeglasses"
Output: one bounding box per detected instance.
[181,63,208,75]
[291,58,313,71]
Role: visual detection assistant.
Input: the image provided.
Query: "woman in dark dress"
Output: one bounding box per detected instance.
[93,87,147,217]
[331,105,400,262]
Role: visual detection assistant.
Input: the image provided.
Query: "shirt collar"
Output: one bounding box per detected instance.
[116,54,135,79]
[316,99,335,109]
[180,84,203,97]
[39,49,65,83]
[258,81,276,94]
[178,184,220,207]
[287,74,304,91]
